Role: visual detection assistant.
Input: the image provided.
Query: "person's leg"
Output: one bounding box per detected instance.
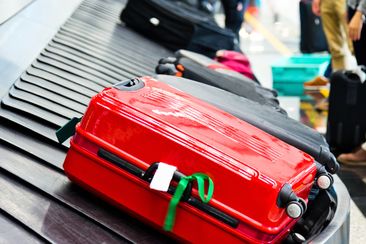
[221,0,245,39]
[349,7,366,66]
[320,0,350,70]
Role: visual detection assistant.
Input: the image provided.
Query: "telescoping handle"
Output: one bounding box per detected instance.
[97,148,239,228]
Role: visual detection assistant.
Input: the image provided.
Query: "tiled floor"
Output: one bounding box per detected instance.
[239,1,366,242]
[241,0,366,210]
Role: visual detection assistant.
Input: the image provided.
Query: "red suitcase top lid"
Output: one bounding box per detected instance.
[77,76,316,235]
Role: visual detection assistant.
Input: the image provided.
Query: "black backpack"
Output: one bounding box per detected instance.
[120,0,236,57]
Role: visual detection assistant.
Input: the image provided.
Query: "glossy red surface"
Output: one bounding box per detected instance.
[64,76,316,243]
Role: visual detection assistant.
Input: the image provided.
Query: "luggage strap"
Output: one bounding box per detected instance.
[55,117,82,143]
[164,173,214,231]
[97,149,239,230]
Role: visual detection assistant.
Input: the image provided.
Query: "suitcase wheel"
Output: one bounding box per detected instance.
[284,232,307,243]
[315,162,334,190]
[316,173,334,190]
[277,184,307,219]
[286,199,306,219]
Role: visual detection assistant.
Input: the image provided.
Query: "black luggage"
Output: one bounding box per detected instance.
[175,49,260,84]
[157,75,339,173]
[326,70,366,153]
[299,0,328,53]
[156,53,283,113]
[179,57,281,107]
[120,0,236,57]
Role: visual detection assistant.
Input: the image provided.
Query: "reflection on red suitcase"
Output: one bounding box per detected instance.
[63,76,317,243]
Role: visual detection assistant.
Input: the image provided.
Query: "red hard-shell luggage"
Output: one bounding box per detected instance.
[63,76,317,243]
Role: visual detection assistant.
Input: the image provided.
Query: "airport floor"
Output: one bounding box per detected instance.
[0,0,365,242]
[234,1,366,242]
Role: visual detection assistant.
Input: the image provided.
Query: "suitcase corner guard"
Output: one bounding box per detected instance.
[319,146,340,174]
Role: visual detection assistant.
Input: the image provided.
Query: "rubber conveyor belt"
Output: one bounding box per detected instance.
[0,0,174,242]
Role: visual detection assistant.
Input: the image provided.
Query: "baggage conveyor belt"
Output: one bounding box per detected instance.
[0,0,351,243]
[0,0,174,242]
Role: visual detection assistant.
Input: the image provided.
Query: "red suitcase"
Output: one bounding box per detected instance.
[63,76,317,243]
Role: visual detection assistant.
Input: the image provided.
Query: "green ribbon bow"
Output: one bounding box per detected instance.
[163,173,214,232]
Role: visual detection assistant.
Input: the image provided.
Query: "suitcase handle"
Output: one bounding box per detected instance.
[142,162,193,202]
[158,57,177,65]
[98,149,239,228]
[143,163,239,228]
[155,63,179,76]
[98,148,144,178]
[114,78,145,91]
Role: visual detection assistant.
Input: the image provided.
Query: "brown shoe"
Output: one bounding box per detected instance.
[337,148,366,166]
[304,76,329,90]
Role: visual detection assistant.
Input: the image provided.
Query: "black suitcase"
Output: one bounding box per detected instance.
[156,55,284,113]
[175,49,260,84]
[157,75,339,174]
[120,0,236,57]
[299,0,328,53]
[326,70,366,153]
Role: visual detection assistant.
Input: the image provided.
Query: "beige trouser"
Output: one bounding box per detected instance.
[320,0,354,70]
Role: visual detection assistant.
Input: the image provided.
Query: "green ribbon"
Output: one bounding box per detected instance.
[163,173,214,232]
[55,117,82,143]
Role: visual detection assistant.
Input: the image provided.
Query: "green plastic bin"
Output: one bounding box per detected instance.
[271,55,330,96]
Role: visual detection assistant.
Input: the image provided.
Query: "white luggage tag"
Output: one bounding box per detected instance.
[150,163,177,192]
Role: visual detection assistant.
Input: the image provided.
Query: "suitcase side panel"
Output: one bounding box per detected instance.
[76,81,316,232]
[78,107,288,231]
[64,139,294,243]
[101,77,314,183]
